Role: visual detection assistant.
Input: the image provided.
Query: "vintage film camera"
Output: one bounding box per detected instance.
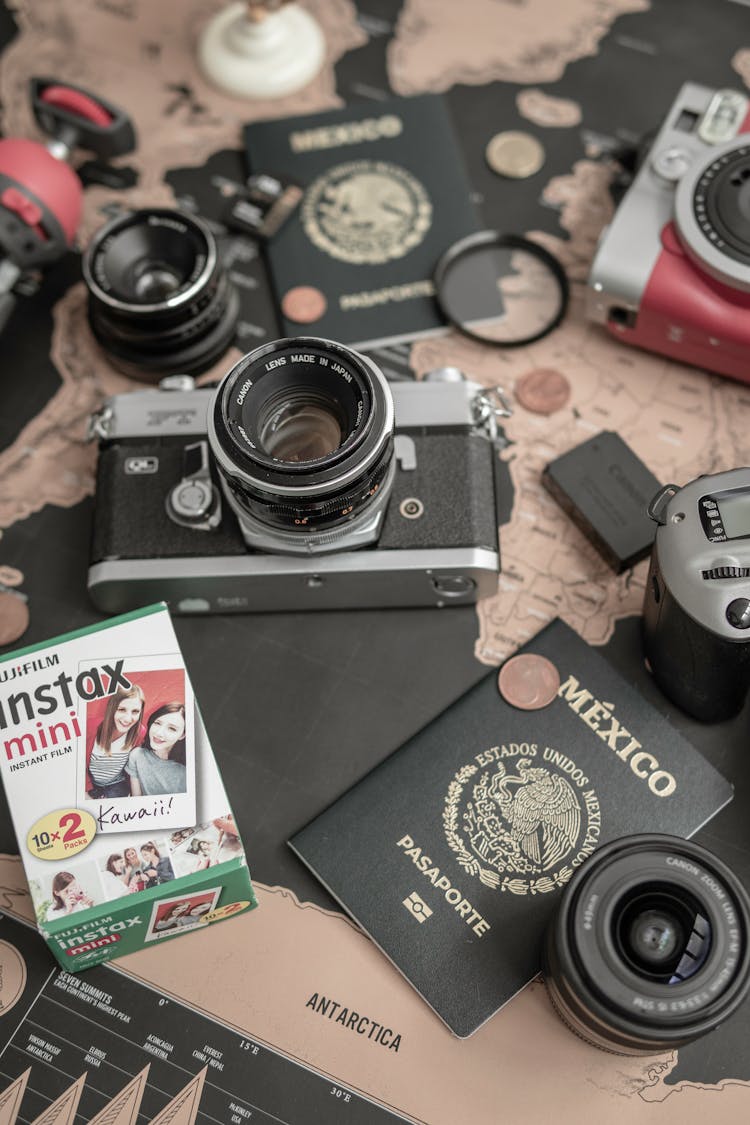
[587,84,750,384]
[88,338,507,614]
[642,468,750,721]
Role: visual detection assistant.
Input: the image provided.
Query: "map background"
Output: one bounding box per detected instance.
[0,0,749,1116]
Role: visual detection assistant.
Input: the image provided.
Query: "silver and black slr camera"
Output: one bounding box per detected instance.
[643,468,750,721]
[88,337,507,614]
[587,84,750,385]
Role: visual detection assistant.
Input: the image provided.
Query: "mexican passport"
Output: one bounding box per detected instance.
[244,94,481,348]
[290,620,733,1037]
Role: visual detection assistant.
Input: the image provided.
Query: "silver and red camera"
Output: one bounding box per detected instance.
[587,84,750,384]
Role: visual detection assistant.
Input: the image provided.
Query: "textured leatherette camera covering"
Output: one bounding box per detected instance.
[93,432,499,561]
[92,438,247,561]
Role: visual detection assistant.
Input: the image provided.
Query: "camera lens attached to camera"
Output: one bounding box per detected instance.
[542,835,750,1055]
[208,338,395,554]
[83,208,240,381]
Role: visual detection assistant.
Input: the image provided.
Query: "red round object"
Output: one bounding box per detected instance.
[0,139,81,243]
[40,84,112,127]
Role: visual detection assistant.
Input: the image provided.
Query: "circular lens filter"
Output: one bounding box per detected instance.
[433,230,569,347]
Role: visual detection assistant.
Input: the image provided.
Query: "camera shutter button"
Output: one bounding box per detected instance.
[726,598,750,630]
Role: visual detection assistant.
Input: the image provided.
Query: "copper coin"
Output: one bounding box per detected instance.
[498,653,560,710]
[281,285,327,324]
[0,589,29,646]
[515,367,571,415]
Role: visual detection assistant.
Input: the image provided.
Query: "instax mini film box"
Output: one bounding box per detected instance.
[0,603,256,970]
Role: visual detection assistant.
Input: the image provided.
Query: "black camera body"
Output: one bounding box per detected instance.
[88,339,504,615]
[643,469,750,721]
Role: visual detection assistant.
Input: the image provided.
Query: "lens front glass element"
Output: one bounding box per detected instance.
[223,347,371,473]
[97,221,202,307]
[132,262,184,303]
[257,389,345,463]
[614,884,711,983]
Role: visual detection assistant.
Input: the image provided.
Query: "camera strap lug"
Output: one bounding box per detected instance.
[87,404,113,442]
[648,483,679,525]
[472,385,512,441]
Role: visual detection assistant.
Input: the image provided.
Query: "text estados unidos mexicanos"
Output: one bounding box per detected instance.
[0,660,131,763]
[557,673,676,797]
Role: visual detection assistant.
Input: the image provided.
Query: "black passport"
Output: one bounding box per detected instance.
[244,95,481,348]
[290,620,733,1038]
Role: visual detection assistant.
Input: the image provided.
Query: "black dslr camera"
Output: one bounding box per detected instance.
[88,337,507,614]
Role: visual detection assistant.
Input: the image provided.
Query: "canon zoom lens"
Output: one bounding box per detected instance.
[542,835,750,1055]
[208,338,395,552]
[83,208,240,381]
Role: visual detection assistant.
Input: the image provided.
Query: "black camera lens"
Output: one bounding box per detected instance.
[208,338,394,546]
[83,208,240,382]
[542,835,750,1055]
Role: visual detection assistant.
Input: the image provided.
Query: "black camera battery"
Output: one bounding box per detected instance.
[223,173,302,241]
[542,431,661,572]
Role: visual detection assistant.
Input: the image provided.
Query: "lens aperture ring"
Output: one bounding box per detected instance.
[228,443,393,531]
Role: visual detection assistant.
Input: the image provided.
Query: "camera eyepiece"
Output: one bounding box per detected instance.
[83,208,240,381]
[542,835,750,1055]
[207,338,395,553]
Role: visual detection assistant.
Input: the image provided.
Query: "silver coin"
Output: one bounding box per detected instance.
[485,131,545,179]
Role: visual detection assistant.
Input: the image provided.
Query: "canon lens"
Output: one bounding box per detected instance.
[83,208,239,381]
[208,338,394,552]
[543,835,750,1055]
